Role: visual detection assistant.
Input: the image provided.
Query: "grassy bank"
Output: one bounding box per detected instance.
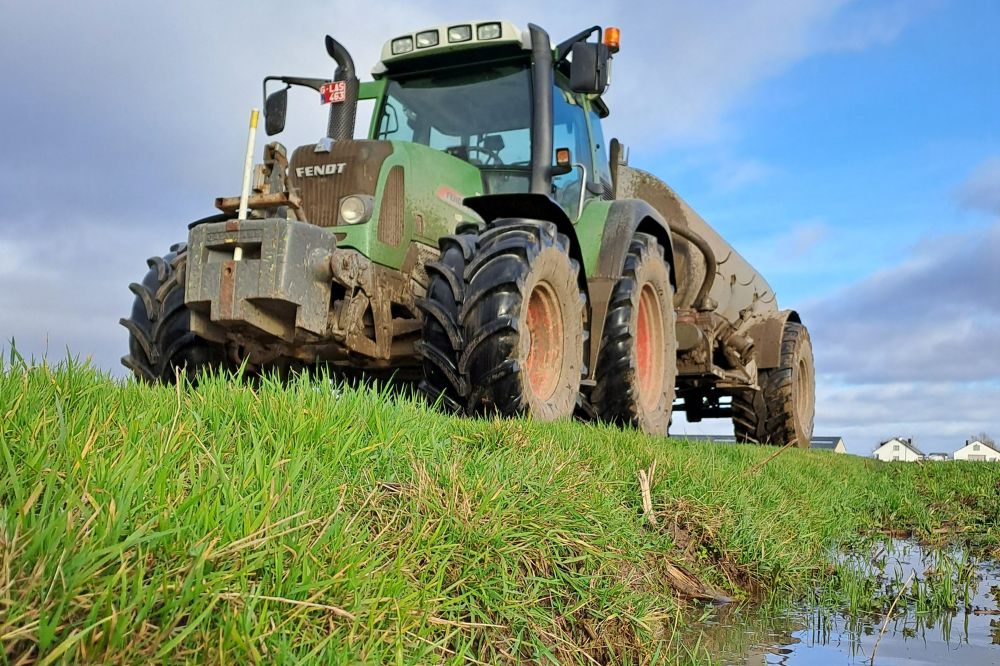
[2,359,999,664]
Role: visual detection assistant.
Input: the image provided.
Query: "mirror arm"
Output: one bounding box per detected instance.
[262,75,332,108]
[554,26,601,63]
[264,75,331,92]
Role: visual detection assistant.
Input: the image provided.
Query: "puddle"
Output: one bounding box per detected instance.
[686,541,1000,664]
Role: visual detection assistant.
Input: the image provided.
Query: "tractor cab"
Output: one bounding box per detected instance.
[263,21,619,222]
[370,21,617,219]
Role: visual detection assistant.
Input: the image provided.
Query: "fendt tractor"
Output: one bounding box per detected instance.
[121,21,816,445]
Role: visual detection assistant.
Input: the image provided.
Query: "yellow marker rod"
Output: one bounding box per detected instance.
[234,108,260,261]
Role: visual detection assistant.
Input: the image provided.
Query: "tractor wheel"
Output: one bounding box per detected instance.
[591,233,677,435]
[732,321,815,447]
[120,243,230,384]
[415,227,480,412]
[460,219,586,420]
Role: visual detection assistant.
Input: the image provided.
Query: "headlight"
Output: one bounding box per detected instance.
[339,195,373,224]
[416,30,439,48]
[477,23,501,40]
[390,37,414,55]
[447,25,472,43]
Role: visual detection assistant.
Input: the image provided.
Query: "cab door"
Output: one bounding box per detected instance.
[551,84,595,220]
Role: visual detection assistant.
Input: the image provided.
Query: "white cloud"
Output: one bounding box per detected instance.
[814,380,1000,454]
[711,158,777,192]
[958,156,1000,216]
[808,221,1000,383]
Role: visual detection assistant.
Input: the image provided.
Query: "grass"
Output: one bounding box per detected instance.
[2,355,999,664]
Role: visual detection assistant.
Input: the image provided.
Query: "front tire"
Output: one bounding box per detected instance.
[120,243,229,383]
[460,219,586,420]
[591,233,677,435]
[732,321,815,446]
[415,228,479,412]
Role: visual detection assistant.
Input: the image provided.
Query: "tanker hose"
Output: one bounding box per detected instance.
[666,221,717,311]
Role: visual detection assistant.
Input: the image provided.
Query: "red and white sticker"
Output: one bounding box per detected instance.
[320,81,347,105]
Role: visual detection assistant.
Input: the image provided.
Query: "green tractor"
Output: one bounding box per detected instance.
[121,21,815,445]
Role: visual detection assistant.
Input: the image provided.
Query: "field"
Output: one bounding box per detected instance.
[2,356,999,664]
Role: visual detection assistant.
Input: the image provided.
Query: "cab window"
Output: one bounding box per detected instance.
[587,105,612,189]
[552,85,593,218]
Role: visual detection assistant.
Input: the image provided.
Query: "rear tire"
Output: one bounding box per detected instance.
[732,321,815,446]
[592,233,677,435]
[120,243,229,384]
[460,219,585,420]
[415,227,479,412]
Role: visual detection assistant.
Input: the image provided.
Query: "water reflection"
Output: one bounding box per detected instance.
[688,541,1000,664]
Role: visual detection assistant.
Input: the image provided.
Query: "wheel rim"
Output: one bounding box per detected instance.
[525,281,564,401]
[636,283,664,410]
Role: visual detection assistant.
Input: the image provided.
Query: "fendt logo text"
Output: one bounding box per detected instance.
[296,163,347,177]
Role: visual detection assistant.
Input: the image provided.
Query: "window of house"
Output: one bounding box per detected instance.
[973,444,980,451]
[893,444,900,451]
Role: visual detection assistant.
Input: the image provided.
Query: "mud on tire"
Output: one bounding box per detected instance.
[120,243,229,384]
[415,226,480,412]
[591,233,677,435]
[732,321,815,447]
[460,219,586,420]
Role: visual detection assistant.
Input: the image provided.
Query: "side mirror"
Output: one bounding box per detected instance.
[264,87,289,136]
[552,146,573,176]
[569,42,610,94]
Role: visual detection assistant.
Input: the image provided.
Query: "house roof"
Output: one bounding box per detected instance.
[810,437,845,451]
[964,439,1000,454]
[877,437,924,456]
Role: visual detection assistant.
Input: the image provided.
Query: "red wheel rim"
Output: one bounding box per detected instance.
[636,283,664,410]
[525,281,564,401]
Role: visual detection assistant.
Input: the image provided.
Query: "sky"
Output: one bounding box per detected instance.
[0,0,997,454]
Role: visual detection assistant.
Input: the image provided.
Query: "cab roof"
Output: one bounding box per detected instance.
[372,20,529,77]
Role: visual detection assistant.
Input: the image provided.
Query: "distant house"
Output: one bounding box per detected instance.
[953,439,1000,462]
[926,452,950,462]
[678,434,847,452]
[872,437,923,462]
[811,437,847,454]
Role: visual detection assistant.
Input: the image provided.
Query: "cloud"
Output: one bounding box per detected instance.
[820,0,926,52]
[958,157,1000,216]
[711,158,777,192]
[814,380,1000,454]
[807,221,1000,384]
[796,219,1000,453]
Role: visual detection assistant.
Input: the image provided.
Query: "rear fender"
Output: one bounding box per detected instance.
[743,310,802,369]
[584,199,677,381]
[594,199,676,284]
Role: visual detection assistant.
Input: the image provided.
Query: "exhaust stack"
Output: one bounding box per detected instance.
[325,36,359,141]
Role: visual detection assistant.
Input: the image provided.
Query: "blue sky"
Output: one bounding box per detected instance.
[1,0,997,454]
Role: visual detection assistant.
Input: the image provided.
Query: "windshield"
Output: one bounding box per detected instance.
[377,66,532,168]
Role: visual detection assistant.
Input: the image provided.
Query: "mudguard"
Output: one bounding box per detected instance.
[742,309,802,369]
[584,199,677,381]
[594,199,676,283]
[462,193,586,279]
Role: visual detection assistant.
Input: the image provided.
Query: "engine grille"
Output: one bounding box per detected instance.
[288,140,393,228]
[377,166,405,247]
